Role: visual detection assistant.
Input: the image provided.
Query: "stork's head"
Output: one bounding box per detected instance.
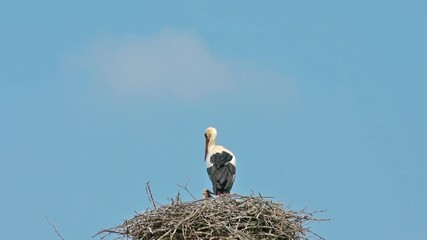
[204,127,217,141]
[204,127,217,160]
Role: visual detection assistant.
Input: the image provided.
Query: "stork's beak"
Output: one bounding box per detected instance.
[204,134,209,160]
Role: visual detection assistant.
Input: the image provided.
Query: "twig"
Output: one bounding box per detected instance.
[45,216,65,240]
[176,182,197,201]
[145,181,157,209]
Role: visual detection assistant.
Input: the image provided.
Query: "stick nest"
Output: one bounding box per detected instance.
[96,193,326,240]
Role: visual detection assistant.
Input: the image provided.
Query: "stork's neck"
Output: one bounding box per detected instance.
[208,136,216,149]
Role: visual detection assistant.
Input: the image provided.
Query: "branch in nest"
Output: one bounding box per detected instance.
[45,216,65,240]
[176,180,197,201]
[145,181,157,209]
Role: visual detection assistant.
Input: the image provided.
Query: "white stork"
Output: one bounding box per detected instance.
[204,127,236,195]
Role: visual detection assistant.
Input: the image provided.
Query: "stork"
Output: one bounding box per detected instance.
[204,127,236,195]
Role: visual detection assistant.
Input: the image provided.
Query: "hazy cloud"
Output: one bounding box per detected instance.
[71,30,297,102]
[76,31,234,100]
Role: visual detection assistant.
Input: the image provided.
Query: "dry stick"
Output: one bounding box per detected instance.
[176,183,197,201]
[45,216,65,240]
[145,181,157,209]
[308,229,327,240]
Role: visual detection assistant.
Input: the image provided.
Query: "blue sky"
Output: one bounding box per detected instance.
[1,1,426,239]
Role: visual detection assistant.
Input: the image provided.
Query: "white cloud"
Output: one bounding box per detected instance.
[71,30,297,102]
[78,31,235,100]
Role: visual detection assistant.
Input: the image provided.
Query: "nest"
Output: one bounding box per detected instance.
[96,191,326,240]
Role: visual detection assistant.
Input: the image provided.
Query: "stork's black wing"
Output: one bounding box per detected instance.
[207,151,236,194]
